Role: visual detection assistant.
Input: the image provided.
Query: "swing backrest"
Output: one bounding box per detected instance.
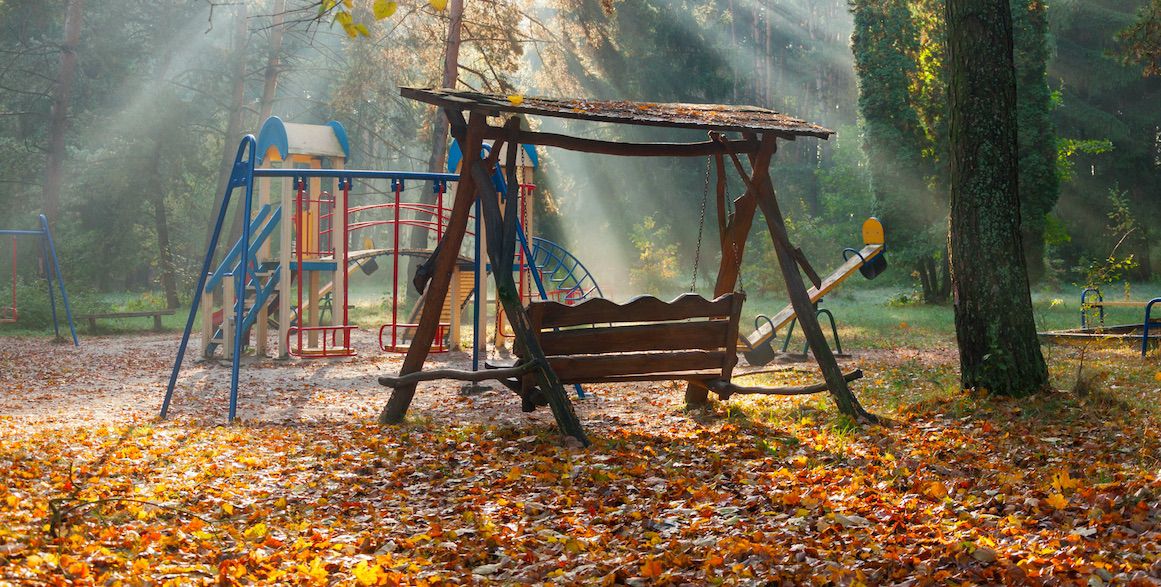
[521,292,744,387]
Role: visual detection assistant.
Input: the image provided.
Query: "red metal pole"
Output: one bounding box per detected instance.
[341,179,351,349]
[296,178,305,355]
[391,179,401,350]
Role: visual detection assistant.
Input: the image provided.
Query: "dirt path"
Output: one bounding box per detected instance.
[0,330,957,434]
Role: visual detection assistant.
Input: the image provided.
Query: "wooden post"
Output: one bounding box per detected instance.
[684,134,765,407]
[255,171,270,356]
[333,158,347,345]
[380,111,485,424]
[469,117,589,446]
[277,176,292,359]
[751,133,877,423]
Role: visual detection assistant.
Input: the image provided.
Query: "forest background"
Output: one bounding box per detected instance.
[1,0,1158,318]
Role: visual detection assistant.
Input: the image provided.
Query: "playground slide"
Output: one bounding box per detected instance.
[742,218,885,354]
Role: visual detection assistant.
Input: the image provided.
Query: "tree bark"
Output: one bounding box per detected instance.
[946,0,1048,395]
[42,0,85,224]
[406,0,464,283]
[258,0,286,122]
[206,4,249,249]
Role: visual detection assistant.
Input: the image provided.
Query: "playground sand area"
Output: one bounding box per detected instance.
[0,329,952,432]
[5,331,1161,585]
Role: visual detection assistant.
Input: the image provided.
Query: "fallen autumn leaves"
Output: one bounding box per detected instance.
[1,334,1160,585]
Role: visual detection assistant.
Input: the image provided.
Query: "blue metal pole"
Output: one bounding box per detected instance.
[1143,298,1161,357]
[39,214,78,346]
[40,233,60,341]
[161,136,255,420]
[228,142,258,423]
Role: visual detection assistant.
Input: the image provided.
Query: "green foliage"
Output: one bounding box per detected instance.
[0,278,106,331]
[1117,0,1161,76]
[628,216,680,293]
[1055,138,1115,184]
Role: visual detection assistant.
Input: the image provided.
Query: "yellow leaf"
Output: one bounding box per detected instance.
[640,558,664,578]
[355,23,370,37]
[507,94,524,106]
[429,0,449,10]
[221,502,234,516]
[1153,371,1161,381]
[1052,470,1080,492]
[373,0,398,20]
[353,561,379,586]
[244,522,268,541]
[1046,493,1069,510]
[505,467,522,482]
[308,557,329,582]
[275,497,287,508]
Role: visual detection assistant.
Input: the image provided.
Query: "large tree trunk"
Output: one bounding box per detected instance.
[42,0,84,223]
[148,146,179,309]
[206,4,249,249]
[258,0,286,122]
[406,0,464,284]
[946,0,1048,396]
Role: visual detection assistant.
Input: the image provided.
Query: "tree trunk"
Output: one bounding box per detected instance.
[148,146,179,309]
[258,0,285,122]
[42,0,84,223]
[406,0,464,284]
[946,0,1048,396]
[206,4,249,250]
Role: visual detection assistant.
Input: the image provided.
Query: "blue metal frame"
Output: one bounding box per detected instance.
[164,133,600,420]
[1142,298,1161,357]
[1080,287,1104,329]
[0,214,79,346]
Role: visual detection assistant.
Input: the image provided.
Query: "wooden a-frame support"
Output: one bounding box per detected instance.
[379,112,589,445]
[381,107,875,444]
[687,133,876,423]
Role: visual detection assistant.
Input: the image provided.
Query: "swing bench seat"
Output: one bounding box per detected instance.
[377,292,864,406]
[518,292,745,394]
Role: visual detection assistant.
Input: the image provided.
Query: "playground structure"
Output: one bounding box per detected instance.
[0,214,79,346]
[163,116,601,421]
[741,217,886,365]
[1037,287,1161,356]
[376,88,878,446]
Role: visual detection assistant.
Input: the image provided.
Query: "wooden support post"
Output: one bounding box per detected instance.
[469,117,589,446]
[255,173,270,356]
[751,133,877,423]
[277,177,292,359]
[684,133,765,407]
[380,111,485,424]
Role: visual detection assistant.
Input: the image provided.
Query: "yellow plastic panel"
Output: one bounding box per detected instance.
[862,217,885,245]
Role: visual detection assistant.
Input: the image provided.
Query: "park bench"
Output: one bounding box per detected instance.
[381,291,863,410]
[519,293,745,395]
[79,309,175,332]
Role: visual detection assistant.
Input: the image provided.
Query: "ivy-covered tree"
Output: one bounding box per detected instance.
[1012,0,1059,283]
[850,0,949,303]
[945,0,1048,395]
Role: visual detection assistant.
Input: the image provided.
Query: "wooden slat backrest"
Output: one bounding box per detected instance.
[523,293,744,385]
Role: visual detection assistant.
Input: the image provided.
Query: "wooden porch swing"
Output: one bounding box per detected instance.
[377,88,877,446]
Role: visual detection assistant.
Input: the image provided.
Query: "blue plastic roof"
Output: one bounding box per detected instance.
[447,140,538,172]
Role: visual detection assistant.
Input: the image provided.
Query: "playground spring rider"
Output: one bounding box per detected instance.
[0,214,79,345]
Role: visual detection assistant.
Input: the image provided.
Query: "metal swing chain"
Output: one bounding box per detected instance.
[690,155,711,292]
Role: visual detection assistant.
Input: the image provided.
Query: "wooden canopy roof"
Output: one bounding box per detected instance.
[401,87,834,140]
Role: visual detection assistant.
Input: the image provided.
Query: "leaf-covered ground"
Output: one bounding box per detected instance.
[1,332,1160,585]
